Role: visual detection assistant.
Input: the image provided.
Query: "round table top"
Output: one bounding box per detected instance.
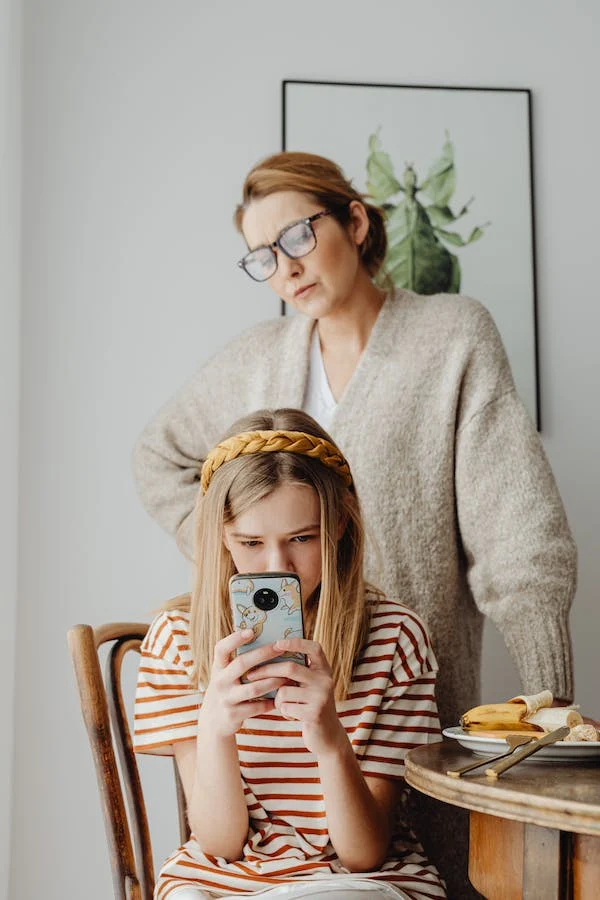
[405,739,600,836]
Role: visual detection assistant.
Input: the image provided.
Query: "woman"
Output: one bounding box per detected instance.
[134,408,446,899]
[132,151,577,897]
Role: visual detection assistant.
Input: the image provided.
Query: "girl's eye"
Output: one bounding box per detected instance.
[241,540,261,548]
[292,534,314,544]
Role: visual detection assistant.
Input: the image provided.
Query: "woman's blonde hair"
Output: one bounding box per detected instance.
[188,408,370,700]
[234,151,388,279]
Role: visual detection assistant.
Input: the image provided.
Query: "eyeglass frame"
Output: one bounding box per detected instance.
[237,210,334,282]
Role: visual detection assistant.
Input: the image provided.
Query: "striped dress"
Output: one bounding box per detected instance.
[134,598,446,899]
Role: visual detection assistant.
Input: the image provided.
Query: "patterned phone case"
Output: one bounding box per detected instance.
[229,573,306,694]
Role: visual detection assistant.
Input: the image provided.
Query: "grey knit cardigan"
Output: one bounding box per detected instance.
[132,289,577,729]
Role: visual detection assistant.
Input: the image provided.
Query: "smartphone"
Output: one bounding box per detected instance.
[229,572,306,696]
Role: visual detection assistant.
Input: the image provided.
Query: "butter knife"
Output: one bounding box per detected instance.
[447,734,536,778]
[485,726,570,778]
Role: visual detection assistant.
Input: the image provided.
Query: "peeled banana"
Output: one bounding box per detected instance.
[526,706,583,730]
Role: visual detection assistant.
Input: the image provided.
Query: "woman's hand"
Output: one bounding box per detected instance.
[200,630,289,737]
[248,638,347,757]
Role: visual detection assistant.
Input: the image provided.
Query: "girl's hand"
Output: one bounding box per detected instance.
[248,638,347,757]
[200,630,289,738]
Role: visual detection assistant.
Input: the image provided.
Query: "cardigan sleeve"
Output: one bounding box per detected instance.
[454,308,577,702]
[132,368,215,560]
[131,318,290,559]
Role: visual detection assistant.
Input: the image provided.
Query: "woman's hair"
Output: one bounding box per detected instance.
[189,407,370,700]
[234,151,388,279]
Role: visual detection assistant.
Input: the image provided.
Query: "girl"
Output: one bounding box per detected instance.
[134,408,446,900]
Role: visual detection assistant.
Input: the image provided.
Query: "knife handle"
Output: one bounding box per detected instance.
[485,726,570,778]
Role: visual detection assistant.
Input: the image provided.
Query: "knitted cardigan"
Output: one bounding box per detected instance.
[132,289,577,730]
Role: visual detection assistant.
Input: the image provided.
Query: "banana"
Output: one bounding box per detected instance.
[460,701,541,732]
[460,691,588,736]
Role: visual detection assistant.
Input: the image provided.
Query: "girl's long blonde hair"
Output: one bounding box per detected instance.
[188,408,370,700]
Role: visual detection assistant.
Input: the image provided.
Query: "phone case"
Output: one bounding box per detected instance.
[229,573,306,694]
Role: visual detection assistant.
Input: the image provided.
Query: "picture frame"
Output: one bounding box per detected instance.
[282,79,540,429]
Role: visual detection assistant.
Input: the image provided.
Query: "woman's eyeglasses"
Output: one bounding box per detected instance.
[237,210,333,282]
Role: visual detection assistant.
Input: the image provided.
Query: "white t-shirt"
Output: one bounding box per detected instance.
[302,327,337,430]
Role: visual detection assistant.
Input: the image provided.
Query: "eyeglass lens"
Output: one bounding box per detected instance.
[279,220,315,257]
[242,220,317,282]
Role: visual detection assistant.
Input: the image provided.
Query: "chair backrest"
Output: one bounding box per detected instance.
[68,622,190,900]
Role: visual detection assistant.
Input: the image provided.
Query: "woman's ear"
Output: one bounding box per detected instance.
[347,200,370,248]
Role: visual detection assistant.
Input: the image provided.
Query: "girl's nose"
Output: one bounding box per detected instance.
[265,544,292,573]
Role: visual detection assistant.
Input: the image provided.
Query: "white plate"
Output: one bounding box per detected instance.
[442,726,600,762]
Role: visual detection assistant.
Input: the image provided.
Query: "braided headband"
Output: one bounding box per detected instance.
[200,430,353,493]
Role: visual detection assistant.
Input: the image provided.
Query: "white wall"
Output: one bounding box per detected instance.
[12,1,600,898]
[0,2,20,900]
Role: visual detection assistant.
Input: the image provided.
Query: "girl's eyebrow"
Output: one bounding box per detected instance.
[230,523,320,538]
[286,523,320,535]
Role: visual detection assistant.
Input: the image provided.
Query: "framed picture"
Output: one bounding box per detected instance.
[282,80,540,428]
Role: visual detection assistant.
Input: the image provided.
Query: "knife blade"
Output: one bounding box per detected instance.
[447,734,536,778]
[485,725,570,778]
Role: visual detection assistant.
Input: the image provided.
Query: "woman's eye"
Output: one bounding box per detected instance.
[241,540,261,548]
[292,534,314,543]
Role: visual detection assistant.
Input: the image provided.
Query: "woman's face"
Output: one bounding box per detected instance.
[222,482,324,603]
[241,191,369,319]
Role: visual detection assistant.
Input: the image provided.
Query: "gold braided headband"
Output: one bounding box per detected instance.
[200,430,353,493]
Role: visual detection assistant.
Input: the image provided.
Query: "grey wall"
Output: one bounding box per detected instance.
[1,2,20,899]
[10,1,600,898]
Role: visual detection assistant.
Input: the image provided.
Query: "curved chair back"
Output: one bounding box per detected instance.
[68,622,189,900]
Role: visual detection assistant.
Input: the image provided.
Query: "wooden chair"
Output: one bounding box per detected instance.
[68,622,190,900]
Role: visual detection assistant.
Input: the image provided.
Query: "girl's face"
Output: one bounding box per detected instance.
[241,191,370,320]
[222,482,324,603]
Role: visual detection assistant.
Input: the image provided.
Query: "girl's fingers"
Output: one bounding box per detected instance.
[231,677,288,704]
[213,635,284,677]
[213,629,255,668]
[274,638,320,654]
[277,703,302,721]
[274,685,305,705]
[273,639,328,670]
[237,698,276,719]
[230,643,288,681]
[248,659,313,684]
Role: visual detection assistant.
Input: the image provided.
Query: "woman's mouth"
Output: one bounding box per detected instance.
[294,283,316,299]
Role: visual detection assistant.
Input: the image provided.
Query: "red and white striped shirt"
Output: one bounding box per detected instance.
[134,597,445,899]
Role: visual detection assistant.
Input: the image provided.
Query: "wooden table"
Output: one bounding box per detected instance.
[405,740,600,899]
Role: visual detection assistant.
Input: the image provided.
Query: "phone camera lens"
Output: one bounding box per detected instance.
[253,588,279,611]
